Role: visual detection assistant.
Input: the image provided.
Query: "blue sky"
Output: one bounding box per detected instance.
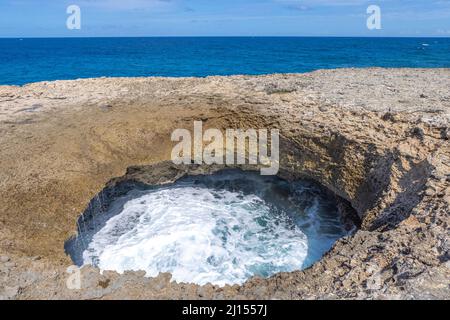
[0,0,449,37]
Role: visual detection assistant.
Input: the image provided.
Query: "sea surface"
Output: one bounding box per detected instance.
[1,37,449,85]
[67,170,349,286]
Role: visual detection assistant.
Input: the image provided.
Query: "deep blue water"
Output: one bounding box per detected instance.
[0,37,449,85]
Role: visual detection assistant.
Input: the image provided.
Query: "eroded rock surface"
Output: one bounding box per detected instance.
[0,68,449,299]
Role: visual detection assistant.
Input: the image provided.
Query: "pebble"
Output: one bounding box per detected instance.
[0,255,10,263]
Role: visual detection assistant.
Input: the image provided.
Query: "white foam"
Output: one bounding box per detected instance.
[82,185,309,286]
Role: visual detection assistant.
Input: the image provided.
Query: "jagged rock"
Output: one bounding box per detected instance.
[0,69,448,299]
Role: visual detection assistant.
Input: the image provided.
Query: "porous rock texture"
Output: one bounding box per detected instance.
[0,68,449,299]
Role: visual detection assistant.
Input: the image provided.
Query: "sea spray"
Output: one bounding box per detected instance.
[76,170,348,286]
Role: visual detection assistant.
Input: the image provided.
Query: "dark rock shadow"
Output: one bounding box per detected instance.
[369,159,433,231]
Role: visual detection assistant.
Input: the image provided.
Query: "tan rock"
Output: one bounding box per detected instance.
[0,68,448,299]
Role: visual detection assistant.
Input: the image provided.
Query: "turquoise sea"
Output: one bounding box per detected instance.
[1,37,449,85]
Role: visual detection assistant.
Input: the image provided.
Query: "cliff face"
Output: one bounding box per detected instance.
[0,68,449,299]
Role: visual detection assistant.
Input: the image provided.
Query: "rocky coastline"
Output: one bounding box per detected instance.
[0,68,449,299]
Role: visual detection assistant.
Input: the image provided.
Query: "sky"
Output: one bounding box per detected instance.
[0,0,449,37]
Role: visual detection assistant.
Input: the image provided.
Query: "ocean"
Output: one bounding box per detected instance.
[1,37,449,85]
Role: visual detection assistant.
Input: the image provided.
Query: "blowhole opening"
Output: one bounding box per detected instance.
[65,168,357,286]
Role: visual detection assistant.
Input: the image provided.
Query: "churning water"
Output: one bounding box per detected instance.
[67,170,350,286]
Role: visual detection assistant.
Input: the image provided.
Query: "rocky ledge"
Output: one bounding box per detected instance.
[0,68,449,300]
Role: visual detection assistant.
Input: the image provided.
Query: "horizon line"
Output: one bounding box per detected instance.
[1,35,450,39]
